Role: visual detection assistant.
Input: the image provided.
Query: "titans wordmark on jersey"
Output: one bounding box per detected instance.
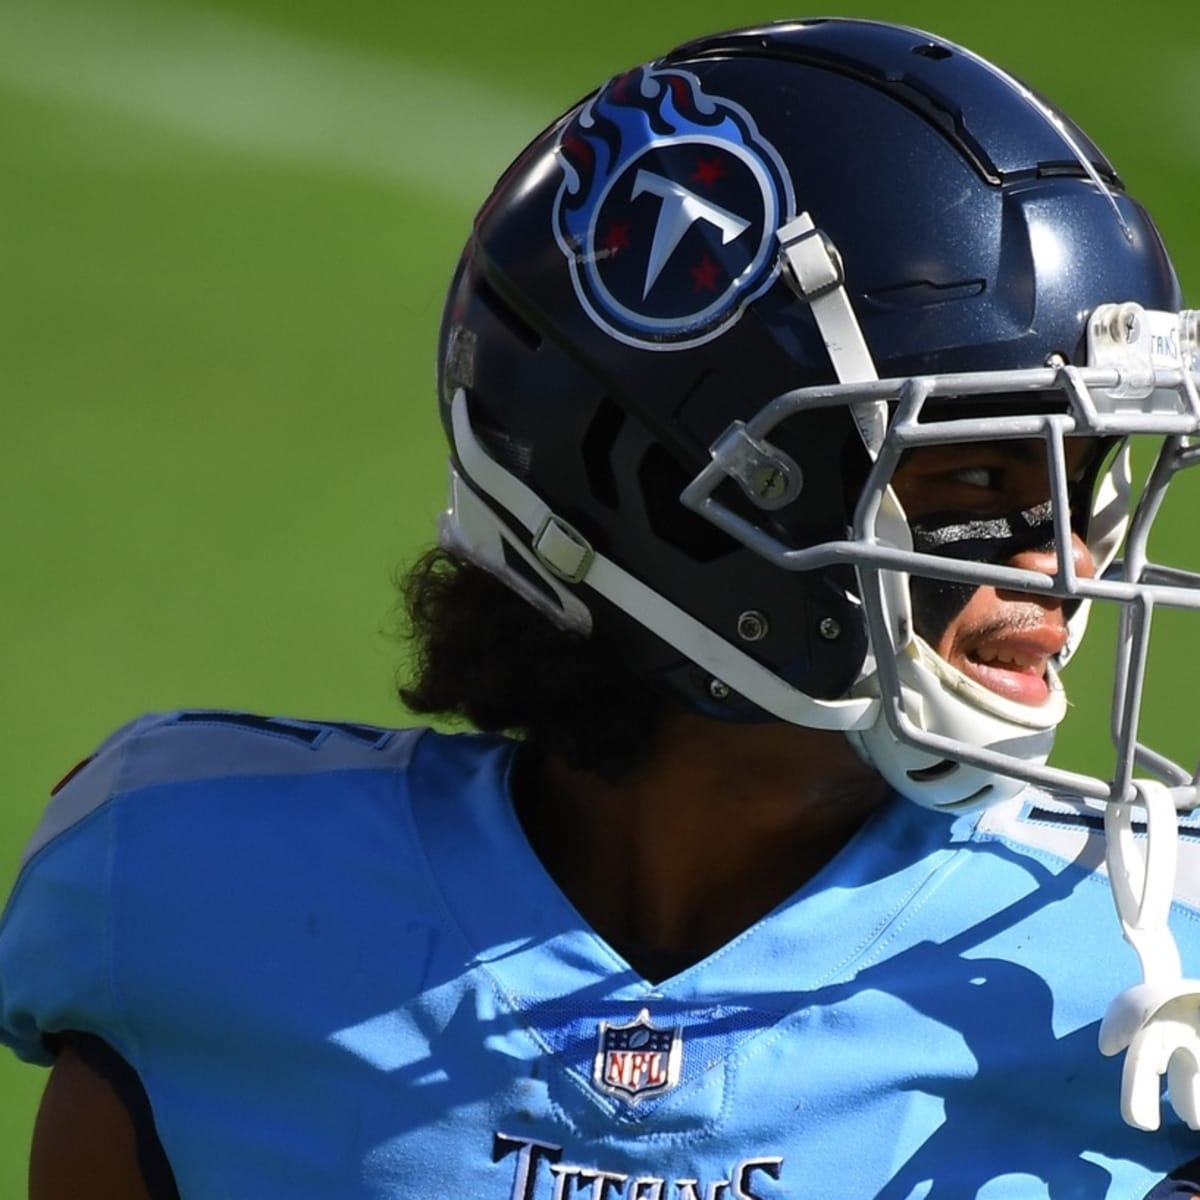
[493,1134,782,1200]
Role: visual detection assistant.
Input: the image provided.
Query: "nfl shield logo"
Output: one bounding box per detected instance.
[593,1008,683,1103]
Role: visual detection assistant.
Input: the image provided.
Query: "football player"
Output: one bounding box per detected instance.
[5,17,1200,1200]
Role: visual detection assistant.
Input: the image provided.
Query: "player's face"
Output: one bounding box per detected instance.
[890,438,1099,707]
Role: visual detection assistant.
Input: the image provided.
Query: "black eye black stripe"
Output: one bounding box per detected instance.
[914,500,1054,550]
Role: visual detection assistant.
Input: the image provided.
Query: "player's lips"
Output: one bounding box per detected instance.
[959,627,1068,706]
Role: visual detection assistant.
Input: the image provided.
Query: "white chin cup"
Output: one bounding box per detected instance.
[847,639,1067,812]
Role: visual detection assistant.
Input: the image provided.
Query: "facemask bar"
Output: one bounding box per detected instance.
[857,392,1200,807]
[1113,433,1200,791]
[680,354,1200,808]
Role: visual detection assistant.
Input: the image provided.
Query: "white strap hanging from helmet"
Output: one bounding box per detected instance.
[1099,778,1200,1131]
[777,212,887,455]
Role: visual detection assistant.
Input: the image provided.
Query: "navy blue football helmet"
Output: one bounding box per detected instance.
[436,18,1200,1131]
[436,18,1198,813]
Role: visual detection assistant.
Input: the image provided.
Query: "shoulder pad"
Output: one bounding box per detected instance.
[22,710,424,868]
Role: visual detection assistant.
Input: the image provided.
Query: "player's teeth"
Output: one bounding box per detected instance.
[975,648,1038,669]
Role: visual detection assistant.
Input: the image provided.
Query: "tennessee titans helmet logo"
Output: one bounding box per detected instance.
[553,66,794,350]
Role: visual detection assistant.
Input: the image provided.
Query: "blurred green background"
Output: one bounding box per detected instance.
[1,0,1197,1186]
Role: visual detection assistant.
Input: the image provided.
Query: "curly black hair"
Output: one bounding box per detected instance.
[396,548,677,782]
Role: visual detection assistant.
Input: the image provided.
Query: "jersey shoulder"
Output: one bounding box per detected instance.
[20,709,429,870]
[972,786,1200,912]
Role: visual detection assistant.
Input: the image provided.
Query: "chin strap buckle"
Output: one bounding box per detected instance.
[1098,779,1200,1131]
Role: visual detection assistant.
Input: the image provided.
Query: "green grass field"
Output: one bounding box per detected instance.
[1,0,1197,1187]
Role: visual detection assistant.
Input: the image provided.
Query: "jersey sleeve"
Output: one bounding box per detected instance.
[0,716,161,1065]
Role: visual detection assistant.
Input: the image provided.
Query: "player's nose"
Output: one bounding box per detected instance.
[1009,531,1096,582]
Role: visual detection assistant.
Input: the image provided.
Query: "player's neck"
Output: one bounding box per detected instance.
[514,716,890,974]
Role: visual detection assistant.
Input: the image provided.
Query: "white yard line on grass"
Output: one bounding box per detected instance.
[0,0,553,208]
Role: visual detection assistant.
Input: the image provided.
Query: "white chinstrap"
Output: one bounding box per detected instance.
[1099,779,1200,1130]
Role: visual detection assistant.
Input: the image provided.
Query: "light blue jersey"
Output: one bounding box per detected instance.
[3,710,1200,1198]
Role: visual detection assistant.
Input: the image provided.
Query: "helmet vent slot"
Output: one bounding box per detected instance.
[581,398,625,510]
[911,42,952,61]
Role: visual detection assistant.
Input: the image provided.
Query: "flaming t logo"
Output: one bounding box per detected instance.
[553,67,794,350]
[632,170,752,299]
